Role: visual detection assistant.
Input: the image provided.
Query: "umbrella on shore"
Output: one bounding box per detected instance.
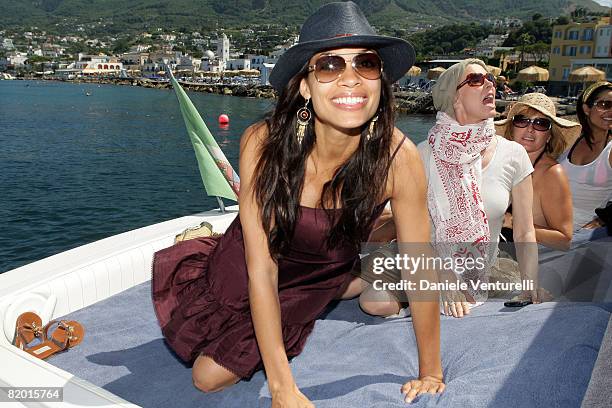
[516,66,549,82]
[407,66,422,77]
[427,66,446,80]
[487,65,502,76]
[568,66,606,96]
[569,66,606,83]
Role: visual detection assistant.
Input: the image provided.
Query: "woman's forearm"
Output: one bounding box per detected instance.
[513,229,538,287]
[401,244,443,379]
[409,301,443,378]
[534,224,571,251]
[249,278,295,390]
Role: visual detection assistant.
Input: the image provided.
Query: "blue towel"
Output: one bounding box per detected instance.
[49,282,610,408]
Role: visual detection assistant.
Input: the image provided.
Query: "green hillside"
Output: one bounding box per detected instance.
[0,0,607,32]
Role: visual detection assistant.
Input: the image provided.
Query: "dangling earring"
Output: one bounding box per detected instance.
[546,138,552,152]
[296,98,311,145]
[367,115,378,141]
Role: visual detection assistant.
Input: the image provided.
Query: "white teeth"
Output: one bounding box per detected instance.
[332,96,365,105]
[523,137,535,141]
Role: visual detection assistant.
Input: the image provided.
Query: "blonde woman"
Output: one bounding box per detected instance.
[495,93,580,250]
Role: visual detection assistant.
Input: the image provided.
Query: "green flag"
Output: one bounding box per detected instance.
[168,70,240,202]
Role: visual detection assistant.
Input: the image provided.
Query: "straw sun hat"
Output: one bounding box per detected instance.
[494,93,582,157]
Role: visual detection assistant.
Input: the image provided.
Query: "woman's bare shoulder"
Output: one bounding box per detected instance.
[537,159,569,191]
[241,120,268,145]
[391,127,419,161]
[542,160,568,180]
[389,128,426,186]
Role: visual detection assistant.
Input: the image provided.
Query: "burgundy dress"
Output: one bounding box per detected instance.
[151,205,384,378]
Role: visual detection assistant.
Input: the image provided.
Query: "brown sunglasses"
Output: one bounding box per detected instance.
[456,72,496,90]
[307,52,383,83]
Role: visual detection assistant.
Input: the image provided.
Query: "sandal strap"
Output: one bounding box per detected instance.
[44,319,81,345]
[48,332,70,351]
[23,321,43,337]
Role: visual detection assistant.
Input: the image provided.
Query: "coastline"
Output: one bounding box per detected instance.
[12,76,437,114]
[8,76,579,119]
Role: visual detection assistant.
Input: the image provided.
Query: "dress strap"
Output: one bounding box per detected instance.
[533,149,546,167]
[567,134,583,164]
[389,135,407,163]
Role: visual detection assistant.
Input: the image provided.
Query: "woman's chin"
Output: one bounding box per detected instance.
[484,106,497,118]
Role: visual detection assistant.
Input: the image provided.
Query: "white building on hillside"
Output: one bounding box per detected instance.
[226,59,251,70]
[268,37,298,64]
[260,62,275,86]
[2,38,15,50]
[73,54,123,75]
[246,54,268,71]
[176,54,202,72]
[7,52,28,68]
[217,33,230,70]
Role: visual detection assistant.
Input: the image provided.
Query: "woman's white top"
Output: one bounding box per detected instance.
[558,141,612,230]
[418,135,533,245]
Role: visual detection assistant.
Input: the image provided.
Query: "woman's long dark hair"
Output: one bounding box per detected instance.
[577,83,612,149]
[253,65,396,259]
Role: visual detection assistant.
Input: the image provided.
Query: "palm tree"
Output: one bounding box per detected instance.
[516,33,535,70]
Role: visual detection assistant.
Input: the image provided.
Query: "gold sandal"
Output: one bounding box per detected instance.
[174,221,221,243]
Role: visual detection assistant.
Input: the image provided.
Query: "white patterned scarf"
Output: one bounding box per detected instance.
[427,112,494,267]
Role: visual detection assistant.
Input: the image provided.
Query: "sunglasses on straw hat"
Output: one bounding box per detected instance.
[307,52,383,83]
[456,72,496,90]
[512,115,552,132]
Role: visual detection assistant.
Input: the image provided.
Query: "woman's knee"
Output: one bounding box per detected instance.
[359,291,400,316]
[192,356,238,393]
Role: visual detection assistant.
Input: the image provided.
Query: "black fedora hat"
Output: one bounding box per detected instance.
[269,1,415,92]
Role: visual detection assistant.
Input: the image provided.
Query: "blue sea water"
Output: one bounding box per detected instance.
[0,80,434,273]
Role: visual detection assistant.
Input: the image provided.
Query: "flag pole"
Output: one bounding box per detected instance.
[216,197,226,214]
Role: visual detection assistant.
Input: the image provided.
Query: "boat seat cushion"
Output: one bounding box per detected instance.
[49,281,610,407]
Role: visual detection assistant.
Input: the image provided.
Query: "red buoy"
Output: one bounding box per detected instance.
[218,114,229,124]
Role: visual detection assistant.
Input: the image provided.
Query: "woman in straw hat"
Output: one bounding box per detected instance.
[495,93,580,250]
[558,81,612,233]
[151,2,443,405]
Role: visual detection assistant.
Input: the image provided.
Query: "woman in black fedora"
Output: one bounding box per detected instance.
[152,2,444,405]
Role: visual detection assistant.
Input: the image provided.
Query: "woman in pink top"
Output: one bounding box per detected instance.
[559,81,612,233]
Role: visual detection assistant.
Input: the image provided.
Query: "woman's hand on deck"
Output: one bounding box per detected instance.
[518,287,553,304]
[401,375,445,403]
[441,289,475,318]
[271,384,315,408]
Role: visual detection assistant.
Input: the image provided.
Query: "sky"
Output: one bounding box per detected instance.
[593,0,611,7]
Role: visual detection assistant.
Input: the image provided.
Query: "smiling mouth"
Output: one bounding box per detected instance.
[522,136,536,142]
[332,96,367,106]
[483,95,494,104]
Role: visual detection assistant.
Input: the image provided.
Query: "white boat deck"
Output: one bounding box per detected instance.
[0,207,238,407]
